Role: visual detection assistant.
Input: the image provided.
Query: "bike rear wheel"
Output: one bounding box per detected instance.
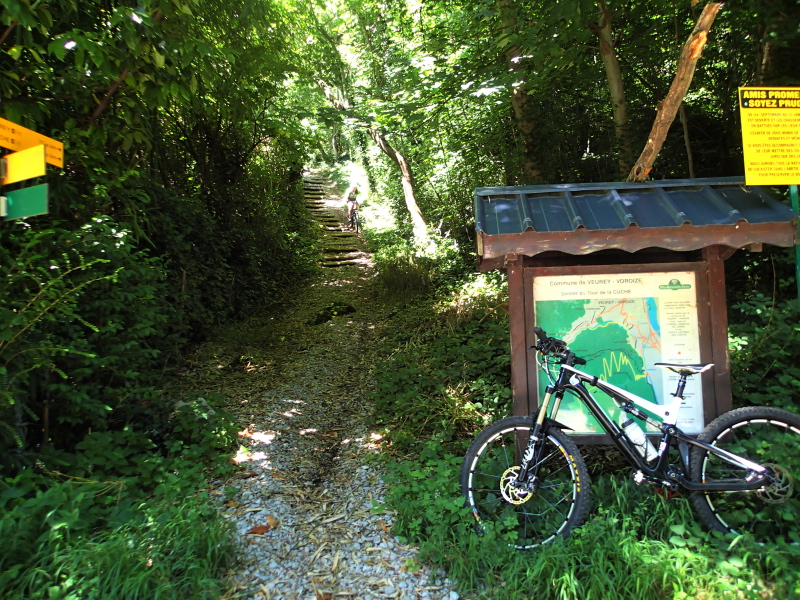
[460,415,591,549]
[689,406,800,543]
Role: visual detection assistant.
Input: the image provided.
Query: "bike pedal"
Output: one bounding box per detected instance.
[654,487,681,500]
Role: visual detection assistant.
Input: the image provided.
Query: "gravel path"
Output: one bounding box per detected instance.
[187,178,461,600]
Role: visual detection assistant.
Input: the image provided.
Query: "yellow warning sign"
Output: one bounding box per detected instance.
[0,118,63,168]
[739,87,800,185]
[2,145,46,185]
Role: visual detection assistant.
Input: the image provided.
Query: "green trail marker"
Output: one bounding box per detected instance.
[2,183,48,219]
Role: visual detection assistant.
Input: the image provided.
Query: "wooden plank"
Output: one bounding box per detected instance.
[505,254,529,417]
[479,222,796,260]
[523,266,539,417]
[702,245,732,417]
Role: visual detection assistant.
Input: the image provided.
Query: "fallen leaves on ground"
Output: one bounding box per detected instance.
[246,515,278,535]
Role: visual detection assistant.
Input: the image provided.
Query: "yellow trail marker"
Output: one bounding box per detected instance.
[2,145,46,185]
[0,118,63,168]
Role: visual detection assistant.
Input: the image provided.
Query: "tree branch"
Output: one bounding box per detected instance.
[0,20,17,47]
[87,69,130,125]
[627,2,723,182]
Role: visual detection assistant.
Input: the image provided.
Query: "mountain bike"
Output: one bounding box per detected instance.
[348,205,360,233]
[460,326,800,549]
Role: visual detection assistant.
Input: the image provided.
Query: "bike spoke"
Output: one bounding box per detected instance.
[462,419,590,548]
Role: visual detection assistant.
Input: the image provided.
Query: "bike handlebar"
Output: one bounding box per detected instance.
[532,326,586,366]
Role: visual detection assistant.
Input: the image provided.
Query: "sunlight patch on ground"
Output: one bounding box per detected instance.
[320,278,356,287]
[339,432,382,451]
[238,429,277,445]
[232,447,270,465]
[233,428,277,464]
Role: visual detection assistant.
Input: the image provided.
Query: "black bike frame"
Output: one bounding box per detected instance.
[525,360,770,493]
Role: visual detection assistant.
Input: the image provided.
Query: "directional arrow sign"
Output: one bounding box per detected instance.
[0,118,63,168]
[1,145,46,185]
[2,183,48,219]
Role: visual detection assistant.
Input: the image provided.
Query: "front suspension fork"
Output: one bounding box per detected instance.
[516,385,561,485]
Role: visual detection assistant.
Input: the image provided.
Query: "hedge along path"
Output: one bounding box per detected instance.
[180,177,461,600]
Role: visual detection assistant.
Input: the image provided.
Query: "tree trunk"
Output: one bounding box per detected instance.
[368,128,429,242]
[498,0,544,183]
[594,1,633,179]
[755,0,800,85]
[679,104,696,178]
[316,78,429,243]
[628,3,723,182]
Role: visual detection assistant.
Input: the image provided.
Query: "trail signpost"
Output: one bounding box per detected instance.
[0,118,63,168]
[739,86,800,299]
[0,118,63,220]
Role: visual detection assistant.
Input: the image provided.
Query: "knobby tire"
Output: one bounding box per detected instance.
[689,405,800,543]
[460,416,591,549]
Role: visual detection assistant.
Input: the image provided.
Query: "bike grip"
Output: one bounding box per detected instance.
[575,357,587,366]
[533,326,548,341]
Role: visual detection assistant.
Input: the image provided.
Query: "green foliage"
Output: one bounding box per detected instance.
[380,440,471,545]
[0,218,174,462]
[68,390,237,498]
[0,386,239,599]
[0,472,235,600]
[729,297,800,411]
[373,273,511,449]
[368,227,477,302]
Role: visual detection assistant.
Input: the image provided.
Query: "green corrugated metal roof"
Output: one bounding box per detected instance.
[476,177,795,235]
[474,177,798,262]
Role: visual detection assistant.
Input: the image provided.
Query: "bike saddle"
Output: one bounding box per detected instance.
[654,363,714,375]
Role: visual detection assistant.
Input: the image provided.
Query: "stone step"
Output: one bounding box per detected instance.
[322,247,359,254]
[319,260,362,268]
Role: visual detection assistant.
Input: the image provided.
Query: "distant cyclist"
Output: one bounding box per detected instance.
[346,185,359,224]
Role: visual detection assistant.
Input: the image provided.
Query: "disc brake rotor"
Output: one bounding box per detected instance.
[500,466,532,505]
[759,464,795,504]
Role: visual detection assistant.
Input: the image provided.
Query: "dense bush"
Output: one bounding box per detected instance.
[729,297,800,411]
[0,472,236,600]
[0,218,173,462]
[0,387,239,600]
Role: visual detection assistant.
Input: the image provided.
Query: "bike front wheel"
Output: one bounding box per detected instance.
[460,416,591,549]
[690,406,800,543]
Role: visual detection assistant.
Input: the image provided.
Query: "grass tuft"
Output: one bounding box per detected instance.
[0,491,235,600]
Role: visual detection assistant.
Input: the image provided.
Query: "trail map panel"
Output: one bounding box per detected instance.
[533,272,704,434]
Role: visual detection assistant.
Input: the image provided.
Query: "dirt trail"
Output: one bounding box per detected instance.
[179,178,460,600]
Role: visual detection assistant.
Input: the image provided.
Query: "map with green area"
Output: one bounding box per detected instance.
[535,298,664,434]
